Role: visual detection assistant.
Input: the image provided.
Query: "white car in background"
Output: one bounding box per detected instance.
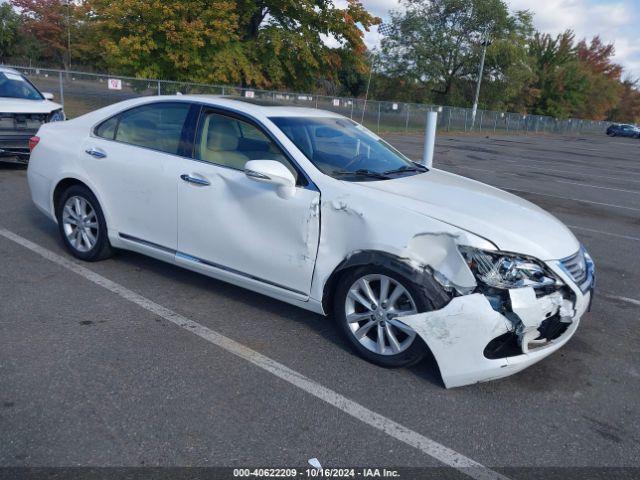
[0,66,65,164]
[26,96,594,388]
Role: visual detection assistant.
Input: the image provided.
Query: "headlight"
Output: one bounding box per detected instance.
[458,246,559,289]
[48,109,65,122]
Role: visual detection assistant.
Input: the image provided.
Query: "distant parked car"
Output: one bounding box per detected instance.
[0,67,65,164]
[606,123,640,138]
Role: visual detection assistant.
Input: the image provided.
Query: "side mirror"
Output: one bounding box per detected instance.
[42,92,54,100]
[244,160,296,199]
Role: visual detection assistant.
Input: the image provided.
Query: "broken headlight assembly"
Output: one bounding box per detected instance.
[48,109,65,122]
[458,246,560,290]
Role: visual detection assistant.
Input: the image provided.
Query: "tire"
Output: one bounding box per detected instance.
[55,184,113,261]
[333,265,448,368]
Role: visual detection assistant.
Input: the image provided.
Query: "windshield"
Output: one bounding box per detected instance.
[270,116,425,181]
[0,72,44,100]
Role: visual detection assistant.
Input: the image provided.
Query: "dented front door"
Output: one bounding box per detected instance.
[176,160,320,296]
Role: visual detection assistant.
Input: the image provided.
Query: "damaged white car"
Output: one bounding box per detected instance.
[27,96,595,388]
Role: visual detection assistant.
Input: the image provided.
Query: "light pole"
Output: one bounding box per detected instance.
[470,30,490,130]
[66,0,72,71]
[360,50,376,123]
[360,23,393,123]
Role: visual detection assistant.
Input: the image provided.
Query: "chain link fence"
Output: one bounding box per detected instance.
[5,65,611,136]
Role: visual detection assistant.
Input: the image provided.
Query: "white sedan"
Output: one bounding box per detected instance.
[0,67,65,163]
[27,96,594,387]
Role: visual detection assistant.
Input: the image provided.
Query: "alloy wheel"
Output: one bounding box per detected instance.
[62,195,99,253]
[344,274,418,356]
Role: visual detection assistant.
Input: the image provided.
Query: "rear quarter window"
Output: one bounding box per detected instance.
[95,116,117,140]
[94,102,191,155]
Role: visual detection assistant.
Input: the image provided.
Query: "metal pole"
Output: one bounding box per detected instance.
[361,52,375,123]
[157,80,161,96]
[405,106,410,133]
[58,71,64,107]
[66,0,72,70]
[470,34,489,130]
[377,103,381,133]
[422,111,437,168]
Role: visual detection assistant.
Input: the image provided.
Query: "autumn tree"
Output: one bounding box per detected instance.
[87,0,378,90]
[10,0,80,69]
[526,31,624,120]
[573,37,622,119]
[609,79,640,123]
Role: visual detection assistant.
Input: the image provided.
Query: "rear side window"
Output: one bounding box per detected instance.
[95,116,117,140]
[95,102,191,155]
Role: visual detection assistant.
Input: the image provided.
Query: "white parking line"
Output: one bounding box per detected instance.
[602,293,640,307]
[502,187,640,213]
[567,225,640,242]
[554,179,640,195]
[494,156,640,177]
[0,227,508,480]
[442,163,640,187]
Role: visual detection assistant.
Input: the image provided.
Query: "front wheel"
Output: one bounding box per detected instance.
[56,184,113,261]
[334,266,446,367]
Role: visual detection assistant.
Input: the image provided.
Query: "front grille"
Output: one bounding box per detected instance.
[560,249,590,291]
[0,112,47,134]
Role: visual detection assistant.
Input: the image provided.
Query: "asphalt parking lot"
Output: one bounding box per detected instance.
[1,133,639,477]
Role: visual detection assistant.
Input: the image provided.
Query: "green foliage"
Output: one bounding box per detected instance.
[87,0,378,90]
[609,79,640,124]
[526,31,623,119]
[2,0,639,122]
[378,0,534,108]
[0,3,22,59]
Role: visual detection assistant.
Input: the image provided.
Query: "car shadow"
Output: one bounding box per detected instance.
[0,161,27,170]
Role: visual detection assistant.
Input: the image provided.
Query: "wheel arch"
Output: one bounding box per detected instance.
[51,176,111,231]
[321,250,452,314]
[53,178,91,215]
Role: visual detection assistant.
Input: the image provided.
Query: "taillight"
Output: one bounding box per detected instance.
[29,136,40,152]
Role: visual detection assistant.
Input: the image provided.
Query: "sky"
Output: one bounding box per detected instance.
[357,0,640,80]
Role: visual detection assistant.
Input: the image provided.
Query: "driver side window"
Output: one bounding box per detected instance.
[195,111,298,182]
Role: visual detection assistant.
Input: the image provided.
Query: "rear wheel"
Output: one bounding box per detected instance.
[56,185,113,261]
[334,266,446,367]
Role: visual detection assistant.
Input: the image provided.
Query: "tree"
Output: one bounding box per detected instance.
[573,36,622,119]
[10,0,79,69]
[88,0,378,89]
[0,3,22,61]
[378,0,534,107]
[609,79,640,124]
[88,0,242,82]
[526,31,623,120]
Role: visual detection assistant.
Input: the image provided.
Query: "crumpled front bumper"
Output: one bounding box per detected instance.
[0,135,32,163]
[400,260,593,388]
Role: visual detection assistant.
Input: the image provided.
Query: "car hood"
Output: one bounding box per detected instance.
[0,98,62,114]
[355,169,580,261]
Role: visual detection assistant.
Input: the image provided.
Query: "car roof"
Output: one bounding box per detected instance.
[0,66,21,75]
[76,93,347,125]
[170,94,344,119]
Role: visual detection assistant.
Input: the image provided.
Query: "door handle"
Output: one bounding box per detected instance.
[85,147,107,159]
[180,174,211,186]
